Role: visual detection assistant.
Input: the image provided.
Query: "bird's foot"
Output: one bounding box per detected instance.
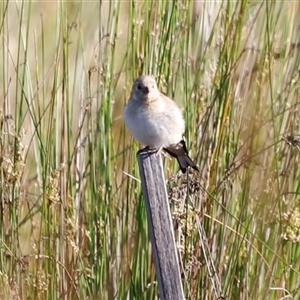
[137,146,150,155]
[155,146,163,157]
[137,146,166,157]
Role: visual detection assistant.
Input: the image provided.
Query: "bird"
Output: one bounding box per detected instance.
[123,75,199,174]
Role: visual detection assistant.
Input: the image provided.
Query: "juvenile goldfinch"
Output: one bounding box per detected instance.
[123,75,199,173]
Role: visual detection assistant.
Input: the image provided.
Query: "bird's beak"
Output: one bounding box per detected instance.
[142,86,149,94]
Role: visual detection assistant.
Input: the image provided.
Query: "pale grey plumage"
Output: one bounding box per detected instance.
[123,75,199,173]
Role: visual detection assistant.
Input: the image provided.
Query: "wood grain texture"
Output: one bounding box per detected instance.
[137,149,185,300]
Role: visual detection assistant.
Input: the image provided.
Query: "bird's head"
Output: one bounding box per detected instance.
[131,75,160,103]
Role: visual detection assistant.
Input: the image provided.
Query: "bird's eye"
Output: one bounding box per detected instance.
[137,84,142,90]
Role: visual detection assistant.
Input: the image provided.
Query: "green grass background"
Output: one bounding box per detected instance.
[1,1,300,299]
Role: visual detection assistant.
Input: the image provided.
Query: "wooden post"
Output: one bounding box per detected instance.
[137,149,185,300]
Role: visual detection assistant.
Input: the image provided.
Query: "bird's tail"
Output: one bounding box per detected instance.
[164,140,199,174]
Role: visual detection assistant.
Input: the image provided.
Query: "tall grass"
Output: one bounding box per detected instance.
[1,0,300,299]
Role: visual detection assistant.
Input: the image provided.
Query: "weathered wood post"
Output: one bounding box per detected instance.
[137,149,185,300]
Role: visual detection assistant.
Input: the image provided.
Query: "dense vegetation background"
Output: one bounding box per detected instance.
[1,1,300,299]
